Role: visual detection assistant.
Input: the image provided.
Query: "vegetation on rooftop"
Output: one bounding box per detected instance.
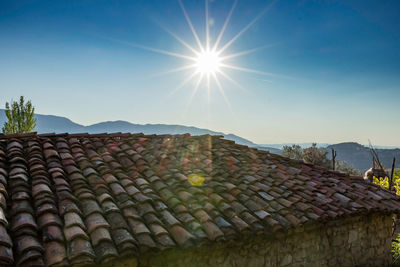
[282,143,362,176]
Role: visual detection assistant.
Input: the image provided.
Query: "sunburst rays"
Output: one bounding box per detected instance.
[130,0,279,108]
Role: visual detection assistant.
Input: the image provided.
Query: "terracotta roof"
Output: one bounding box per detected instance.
[0,132,399,266]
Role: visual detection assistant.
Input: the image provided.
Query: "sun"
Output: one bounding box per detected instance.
[195,50,221,75]
[121,0,278,106]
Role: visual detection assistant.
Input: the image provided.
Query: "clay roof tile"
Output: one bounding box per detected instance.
[43,241,67,267]
[169,225,195,247]
[0,225,12,247]
[0,132,399,265]
[0,245,14,265]
[11,212,38,232]
[67,238,95,262]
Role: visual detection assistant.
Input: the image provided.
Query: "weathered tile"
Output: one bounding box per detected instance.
[11,212,38,232]
[37,212,63,228]
[0,245,13,265]
[93,241,118,264]
[85,213,110,233]
[67,238,95,262]
[44,241,67,267]
[42,225,64,242]
[64,225,89,242]
[90,227,112,246]
[169,225,195,247]
[15,235,43,255]
[0,225,12,247]
[17,249,44,266]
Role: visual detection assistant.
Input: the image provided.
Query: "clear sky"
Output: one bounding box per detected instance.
[1,0,399,146]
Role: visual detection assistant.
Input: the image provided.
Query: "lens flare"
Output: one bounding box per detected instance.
[188,173,205,186]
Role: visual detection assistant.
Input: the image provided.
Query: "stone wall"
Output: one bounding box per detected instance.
[110,213,393,267]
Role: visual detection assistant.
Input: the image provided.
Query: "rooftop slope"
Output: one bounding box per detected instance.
[0,132,399,266]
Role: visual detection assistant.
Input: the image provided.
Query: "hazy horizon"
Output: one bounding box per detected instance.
[2,108,399,149]
[1,0,399,146]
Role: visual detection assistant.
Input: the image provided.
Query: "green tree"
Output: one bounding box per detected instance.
[335,160,362,176]
[283,143,330,167]
[2,96,37,134]
[282,144,303,160]
[302,143,331,168]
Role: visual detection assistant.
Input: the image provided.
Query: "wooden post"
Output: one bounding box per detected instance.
[331,149,336,171]
[390,157,396,190]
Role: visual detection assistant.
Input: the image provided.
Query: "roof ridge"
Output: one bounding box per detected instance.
[0,132,136,139]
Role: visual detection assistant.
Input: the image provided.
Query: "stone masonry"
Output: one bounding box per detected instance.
[112,213,393,267]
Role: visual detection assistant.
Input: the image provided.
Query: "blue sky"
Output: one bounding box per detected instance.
[0,0,399,145]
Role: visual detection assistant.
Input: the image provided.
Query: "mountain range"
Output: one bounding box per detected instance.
[0,109,280,152]
[262,142,400,172]
[326,143,400,173]
[1,109,398,172]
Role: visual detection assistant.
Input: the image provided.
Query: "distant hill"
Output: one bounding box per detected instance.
[262,142,400,172]
[326,142,400,173]
[0,110,86,133]
[260,143,331,149]
[255,146,282,155]
[0,109,279,152]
